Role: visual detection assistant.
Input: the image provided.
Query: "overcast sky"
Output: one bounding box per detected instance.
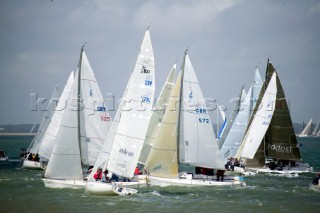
[1,0,319,126]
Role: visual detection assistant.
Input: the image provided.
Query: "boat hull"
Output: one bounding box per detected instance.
[22,159,44,170]
[0,157,8,161]
[147,176,245,187]
[85,181,143,195]
[248,163,313,175]
[42,178,86,189]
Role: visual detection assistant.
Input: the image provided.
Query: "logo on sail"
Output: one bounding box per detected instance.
[267,144,293,153]
[97,106,106,112]
[141,65,150,74]
[119,148,134,157]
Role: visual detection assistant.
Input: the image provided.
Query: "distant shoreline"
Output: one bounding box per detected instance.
[0,133,35,136]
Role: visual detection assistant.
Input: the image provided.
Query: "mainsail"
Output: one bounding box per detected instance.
[179,53,224,169]
[218,87,246,149]
[219,68,263,160]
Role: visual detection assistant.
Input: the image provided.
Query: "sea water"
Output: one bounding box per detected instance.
[0,136,319,213]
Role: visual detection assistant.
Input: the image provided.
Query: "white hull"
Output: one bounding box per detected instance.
[147,175,245,187]
[22,159,44,169]
[112,184,138,196]
[298,135,309,138]
[42,178,86,189]
[85,180,144,195]
[248,166,313,175]
[0,157,8,161]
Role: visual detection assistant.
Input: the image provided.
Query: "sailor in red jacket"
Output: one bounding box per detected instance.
[93,168,102,180]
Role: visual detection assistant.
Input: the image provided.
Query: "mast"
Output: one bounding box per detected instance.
[77,44,84,169]
[177,49,187,166]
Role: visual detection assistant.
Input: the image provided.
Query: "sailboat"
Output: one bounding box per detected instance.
[144,51,245,187]
[42,46,112,189]
[219,68,263,164]
[85,28,155,195]
[22,83,60,169]
[235,59,313,174]
[299,118,313,138]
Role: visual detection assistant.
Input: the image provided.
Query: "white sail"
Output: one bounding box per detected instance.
[139,64,176,165]
[250,67,264,115]
[299,118,313,137]
[145,73,181,178]
[79,51,111,166]
[312,120,320,136]
[238,72,277,159]
[220,86,252,161]
[106,29,155,178]
[87,75,133,181]
[179,53,224,169]
[28,83,60,155]
[220,68,263,160]
[38,71,74,160]
[45,70,82,180]
[44,48,111,181]
[218,88,246,149]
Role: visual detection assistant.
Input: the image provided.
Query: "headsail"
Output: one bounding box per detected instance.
[38,71,74,160]
[28,83,60,155]
[139,64,176,165]
[238,72,277,159]
[106,29,155,178]
[145,73,181,178]
[220,86,251,161]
